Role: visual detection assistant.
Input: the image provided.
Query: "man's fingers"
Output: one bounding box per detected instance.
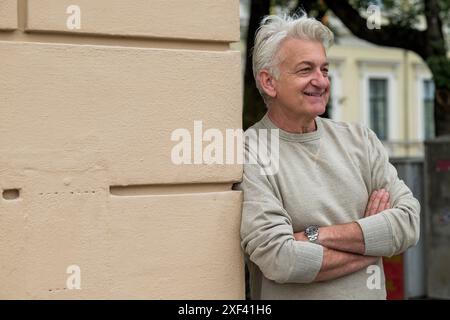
[378,191,390,212]
[383,192,391,210]
[365,190,378,217]
[365,189,391,217]
[369,189,384,216]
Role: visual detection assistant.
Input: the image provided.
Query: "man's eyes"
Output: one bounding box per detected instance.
[296,68,329,74]
[297,68,312,74]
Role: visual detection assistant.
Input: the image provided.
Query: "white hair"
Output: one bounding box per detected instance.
[252,12,334,104]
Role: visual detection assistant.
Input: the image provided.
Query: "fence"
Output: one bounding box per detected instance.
[391,157,426,299]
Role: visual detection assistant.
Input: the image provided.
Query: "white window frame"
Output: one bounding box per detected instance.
[329,58,344,121]
[359,66,399,141]
[328,61,343,121]
[415,72,434,141]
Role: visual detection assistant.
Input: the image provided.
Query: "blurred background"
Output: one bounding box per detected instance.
[236,0,450,300]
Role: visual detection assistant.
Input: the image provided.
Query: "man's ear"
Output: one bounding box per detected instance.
[258,70,277,98]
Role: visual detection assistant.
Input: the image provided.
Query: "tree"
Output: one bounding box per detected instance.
[243,0,450,136]
[243,0,271,130]
[323,0,449,136]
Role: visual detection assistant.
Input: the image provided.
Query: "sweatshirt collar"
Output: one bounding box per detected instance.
[260,113,323,142]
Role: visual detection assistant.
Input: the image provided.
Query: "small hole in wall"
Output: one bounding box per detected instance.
[2,189,20,200]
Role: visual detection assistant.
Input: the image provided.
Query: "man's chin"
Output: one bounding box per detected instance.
[308,103,327,116]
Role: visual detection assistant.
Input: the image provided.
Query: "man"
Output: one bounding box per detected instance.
[235,13,420,299]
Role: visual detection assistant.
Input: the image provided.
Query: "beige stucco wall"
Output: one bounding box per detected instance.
[0,0,16,30]
[0,0,244,299]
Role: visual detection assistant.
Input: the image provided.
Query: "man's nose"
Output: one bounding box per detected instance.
[310,69,329,88]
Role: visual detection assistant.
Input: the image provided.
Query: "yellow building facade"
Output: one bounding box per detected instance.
[328,43,434,158]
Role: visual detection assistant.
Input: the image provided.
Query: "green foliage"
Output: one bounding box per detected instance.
[440,0,450,31]
[426,55,450,89]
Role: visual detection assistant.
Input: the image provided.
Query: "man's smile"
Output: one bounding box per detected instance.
[303,90,326,97]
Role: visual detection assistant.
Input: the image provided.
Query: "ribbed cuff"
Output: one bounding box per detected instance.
[287,241,323,283]
[357,214,394,257]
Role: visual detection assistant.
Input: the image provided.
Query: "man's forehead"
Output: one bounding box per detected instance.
[278,38,327,65]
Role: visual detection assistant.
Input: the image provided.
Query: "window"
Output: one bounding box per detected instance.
[423,79,435,139]
[369,78,388,140]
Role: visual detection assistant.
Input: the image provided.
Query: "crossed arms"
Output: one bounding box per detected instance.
[293,189,390,282]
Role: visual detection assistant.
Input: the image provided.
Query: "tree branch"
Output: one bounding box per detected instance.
[243,0,271,129]
[290,0,327,22]
[323,0,428,59]
[424,0,447,56]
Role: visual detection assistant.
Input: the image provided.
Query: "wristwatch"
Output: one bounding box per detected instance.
[304,225,320,244]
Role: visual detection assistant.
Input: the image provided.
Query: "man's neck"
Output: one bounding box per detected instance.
[267,107,317,134]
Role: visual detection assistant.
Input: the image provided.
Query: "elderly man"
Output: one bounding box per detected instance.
[235,13,420,299]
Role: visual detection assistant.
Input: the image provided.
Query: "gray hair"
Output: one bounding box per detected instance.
[252,13,334,104]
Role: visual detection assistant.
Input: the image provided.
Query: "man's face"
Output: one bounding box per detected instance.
[270,38,330,118]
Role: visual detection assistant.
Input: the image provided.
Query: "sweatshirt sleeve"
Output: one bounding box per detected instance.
[235,141,323,284]
[356,128,421,257]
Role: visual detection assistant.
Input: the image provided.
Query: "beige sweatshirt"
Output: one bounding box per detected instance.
[235,114,420,300]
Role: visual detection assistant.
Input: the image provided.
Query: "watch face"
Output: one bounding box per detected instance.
[306,226,318,236]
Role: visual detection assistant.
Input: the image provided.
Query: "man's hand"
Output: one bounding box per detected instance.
[364,189,391,217]
[314,247,379,282]
[294,189,391,255]
[311,189,393,281]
